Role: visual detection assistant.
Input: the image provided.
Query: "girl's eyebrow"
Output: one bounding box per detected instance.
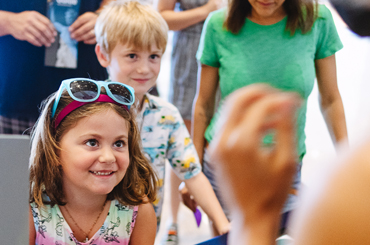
[115,135,128,140]
[78,133,102,139]
[78,133,128,139]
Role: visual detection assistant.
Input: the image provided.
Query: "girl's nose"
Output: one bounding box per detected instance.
[99,146,116,164]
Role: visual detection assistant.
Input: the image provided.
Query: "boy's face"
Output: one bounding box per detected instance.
[97,42,163,102]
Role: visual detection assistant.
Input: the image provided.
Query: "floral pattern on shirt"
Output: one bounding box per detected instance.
[136,94,202,224]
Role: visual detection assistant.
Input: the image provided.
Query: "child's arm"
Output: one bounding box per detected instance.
[184,173,230,234]
[29,205,36,245]
[129,202,156,245]
[166,98,229,234]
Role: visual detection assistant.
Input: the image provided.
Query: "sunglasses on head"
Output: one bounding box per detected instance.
[51,78,135,119]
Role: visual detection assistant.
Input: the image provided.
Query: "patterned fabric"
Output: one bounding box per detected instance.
[168,0,208,120]
[30,200,138,245]
[0,115,35,135]
[136,93,202,225]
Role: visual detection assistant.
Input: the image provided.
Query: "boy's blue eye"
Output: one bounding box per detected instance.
[128,54,136,59]
[86,139,98,147]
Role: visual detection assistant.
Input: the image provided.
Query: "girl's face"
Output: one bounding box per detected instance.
[248,0,286,23]
[59,109,130,198]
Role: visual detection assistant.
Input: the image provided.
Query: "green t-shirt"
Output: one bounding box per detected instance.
[196,4,343,159]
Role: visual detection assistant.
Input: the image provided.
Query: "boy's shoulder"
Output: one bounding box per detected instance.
[145,93,182,114]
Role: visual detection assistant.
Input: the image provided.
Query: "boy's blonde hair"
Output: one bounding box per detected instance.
[95,0,168,57]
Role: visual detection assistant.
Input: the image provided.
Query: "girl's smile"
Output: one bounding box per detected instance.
[90,170,115,176]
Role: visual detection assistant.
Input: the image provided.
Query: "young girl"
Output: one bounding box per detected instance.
[29,78,158,245]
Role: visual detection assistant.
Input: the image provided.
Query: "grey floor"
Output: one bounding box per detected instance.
[154,3,370,245]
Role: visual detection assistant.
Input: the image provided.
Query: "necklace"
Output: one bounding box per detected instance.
[63,199,107,242]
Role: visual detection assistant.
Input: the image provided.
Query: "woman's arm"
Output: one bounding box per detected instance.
[157,0,223,31]
[184,172,230,235]
[29,206,36,245]
[315,54,348,148]
[129,202,156,245]
[192,64,219,164]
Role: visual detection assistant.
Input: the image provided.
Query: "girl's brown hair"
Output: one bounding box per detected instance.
[29,90,157,207]
[224,0,318,35]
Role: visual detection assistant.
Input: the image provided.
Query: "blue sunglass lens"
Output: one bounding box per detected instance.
[70,80,98,100]
[108,84,133,103]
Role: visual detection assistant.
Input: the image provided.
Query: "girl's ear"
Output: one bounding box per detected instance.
[95,44,110,68]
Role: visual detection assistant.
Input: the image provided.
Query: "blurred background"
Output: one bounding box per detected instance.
[154,1,370,244]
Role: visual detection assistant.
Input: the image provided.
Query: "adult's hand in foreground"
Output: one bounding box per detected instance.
[209,84,301,244]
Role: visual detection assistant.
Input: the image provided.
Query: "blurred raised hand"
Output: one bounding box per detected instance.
[209,84,301,244]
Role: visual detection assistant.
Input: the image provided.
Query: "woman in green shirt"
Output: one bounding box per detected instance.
[193,0,348,234]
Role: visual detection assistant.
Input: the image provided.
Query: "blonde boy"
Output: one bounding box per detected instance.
[94,0,229,235]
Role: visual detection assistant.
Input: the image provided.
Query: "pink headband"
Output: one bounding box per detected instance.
[54,94,129,129]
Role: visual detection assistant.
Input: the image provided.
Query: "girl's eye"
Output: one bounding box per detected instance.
[86,139,98,147]
[114,140,126,148]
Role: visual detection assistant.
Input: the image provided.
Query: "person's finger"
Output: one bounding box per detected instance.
[24,24,51,47]
[71,22,95,41]
[77,29,96,43]
[68,14,86,33]
[32,22,55,46]
[69,13,97,40]
[24,32,43,47]
[84,36,97,45]
[34,12,57,38]
[24,13,55,46]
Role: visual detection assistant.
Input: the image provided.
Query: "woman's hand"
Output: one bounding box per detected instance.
[204,0,226,13]
[69,12,98,44]
[4,11,56,47]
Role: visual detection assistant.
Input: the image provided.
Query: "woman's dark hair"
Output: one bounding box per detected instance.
[224,0,318,35]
